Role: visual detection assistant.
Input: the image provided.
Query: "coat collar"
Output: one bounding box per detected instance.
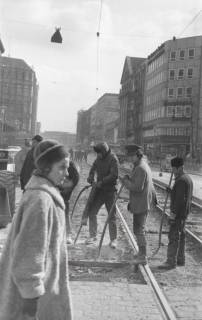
[25,175,65,210]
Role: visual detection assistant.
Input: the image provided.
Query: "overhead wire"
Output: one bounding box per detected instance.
[178,9,202,37]
[96,0,103,92]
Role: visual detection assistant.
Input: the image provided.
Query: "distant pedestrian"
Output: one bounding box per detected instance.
[120,145,157,265]
[20,134,43,190]
[0,139,73,320]
[14,139,30,177]
[69,148,73,160]
[158,157,193,270]
[83,149,88,162]
[82,142,119,248]
[59,160,79,244]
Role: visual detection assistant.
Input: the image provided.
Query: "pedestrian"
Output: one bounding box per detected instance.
[82,142,119,248]
[0,139,73,320]
[83,149,88,163]
[69,148,73,160]
[158,157,193,270]
[14,138,31,179]
[59,160,80,244]
[120,145,157,265]
[20,134,43,191]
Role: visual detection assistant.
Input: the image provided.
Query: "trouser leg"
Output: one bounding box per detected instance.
[167,221,180,266]
[105,191,117,241]
[88,193,104,238]
[65,201,72,235]
[177,221,186,264]
[133,211,148,249]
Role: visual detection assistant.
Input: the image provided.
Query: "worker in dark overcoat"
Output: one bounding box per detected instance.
[159,157,193,269]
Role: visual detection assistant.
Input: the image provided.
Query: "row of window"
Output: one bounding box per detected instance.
[147,55,165,74]
[147,47,196,75]
[167,105,191,117]
[147,71,165,90]
[143,105,191,122]
[143,127,190,137]
[0,68,33,81]
[143,108,165,122]
[0,85,31,97]
[168,87,192,98]
[169,68,193,80]
[146,89,166,106]
[170,48,195,61]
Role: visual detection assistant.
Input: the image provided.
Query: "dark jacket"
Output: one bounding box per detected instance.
[88,143,119,191]
[60,161,79,202]
[170,173,193,220]
[20,147,36,190]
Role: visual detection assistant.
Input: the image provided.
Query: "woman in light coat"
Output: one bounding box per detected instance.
[0,140,73,320]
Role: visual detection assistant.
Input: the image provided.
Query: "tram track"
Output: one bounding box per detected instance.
[68,161,178,319]
[118,164,202,319]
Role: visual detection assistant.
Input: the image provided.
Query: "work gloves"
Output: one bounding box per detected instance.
[87,176,94,185]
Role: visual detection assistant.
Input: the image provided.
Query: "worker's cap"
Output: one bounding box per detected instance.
[125,144,143,157]
[171,157,184,168]
[32,134,43,142]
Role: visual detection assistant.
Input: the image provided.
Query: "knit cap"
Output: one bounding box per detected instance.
[34,139,68,169]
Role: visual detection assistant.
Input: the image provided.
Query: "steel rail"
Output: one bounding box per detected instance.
[153,181,202,245]
[115,204,177,320]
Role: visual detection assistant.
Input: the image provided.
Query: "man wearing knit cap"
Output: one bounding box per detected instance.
[120,144,157,265]
[20,134,43,190]
[83,141,119,248]
[159,156,193,270]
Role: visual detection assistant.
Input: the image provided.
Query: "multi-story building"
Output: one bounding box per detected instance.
[42,131,76,149]
[0,56,38,146]
[119,56,146,145]
[143,36,202,160]
[76,109,91,147]
[89,93,120,143]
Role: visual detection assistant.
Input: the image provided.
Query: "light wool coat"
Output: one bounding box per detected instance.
[0,175,73,320]
[124,159,155,214]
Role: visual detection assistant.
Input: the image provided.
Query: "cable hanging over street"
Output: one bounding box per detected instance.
[96,0,103,92]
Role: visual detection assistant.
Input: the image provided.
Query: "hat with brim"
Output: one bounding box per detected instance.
[171,157,184,168]
[125,144,143,156]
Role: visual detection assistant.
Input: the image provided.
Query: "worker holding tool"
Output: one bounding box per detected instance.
[82,142,119,248]
[120,145,157,265]
[158,157,193,270]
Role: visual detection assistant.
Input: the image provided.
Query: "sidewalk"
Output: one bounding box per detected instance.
[71,281,163,320]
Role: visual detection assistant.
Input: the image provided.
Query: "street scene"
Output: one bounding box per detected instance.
[0,1,202,319]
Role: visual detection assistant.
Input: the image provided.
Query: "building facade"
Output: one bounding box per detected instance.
[76,108,91,147]
[143,36,202,161]
[42,131,76,149]
[0,56,38,146]
[119,57,146,146]
[89,93,120,144]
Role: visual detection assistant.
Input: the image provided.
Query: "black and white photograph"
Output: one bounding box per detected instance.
[0,0,202,319]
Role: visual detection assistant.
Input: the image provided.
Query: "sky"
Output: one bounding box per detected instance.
[0,0,202,133]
